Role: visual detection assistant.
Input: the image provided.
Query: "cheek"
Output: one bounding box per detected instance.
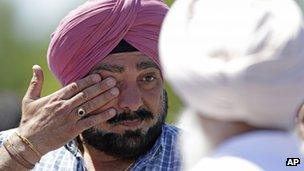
[142,89,163,115]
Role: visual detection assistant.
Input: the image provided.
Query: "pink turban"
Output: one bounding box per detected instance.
[47,0,168,85]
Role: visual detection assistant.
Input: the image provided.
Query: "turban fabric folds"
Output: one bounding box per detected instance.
[160,0,304,130]
[47,0,168,85]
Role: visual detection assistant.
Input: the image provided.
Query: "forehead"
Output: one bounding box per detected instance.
[91,51,160,71]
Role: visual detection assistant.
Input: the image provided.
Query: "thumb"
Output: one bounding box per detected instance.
[24,65,44,101]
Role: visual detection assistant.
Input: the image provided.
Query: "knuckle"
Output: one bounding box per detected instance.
[44,101,67,114]
[30,80,38,86]
[58,102,69,112]
[82,76,92,86]
[93,84,105,95]
[43,104,53,112]
[105,91,114,99]
[54,100,64,108]
[79,92,88,101]
[94,83,102,91]
[49,96,59,102]
[94,94,108,106]
[88,76,95,84]
[100,79,108,88]
[69,82,79,92]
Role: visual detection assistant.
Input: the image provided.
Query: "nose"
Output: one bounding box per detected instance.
[118,83,143,111]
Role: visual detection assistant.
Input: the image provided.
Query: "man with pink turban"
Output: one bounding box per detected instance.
[0,0,181,170]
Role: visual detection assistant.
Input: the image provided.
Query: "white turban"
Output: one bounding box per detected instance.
[160,0,304,130]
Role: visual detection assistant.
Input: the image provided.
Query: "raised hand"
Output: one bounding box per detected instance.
[18,65,119,160]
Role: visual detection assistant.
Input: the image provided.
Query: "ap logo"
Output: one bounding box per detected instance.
[286,158,300,166]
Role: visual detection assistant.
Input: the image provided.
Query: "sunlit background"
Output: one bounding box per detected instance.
[1,0,304,131]
[0,0,181,131]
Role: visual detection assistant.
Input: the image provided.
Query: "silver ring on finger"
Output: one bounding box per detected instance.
[77,107,86,117]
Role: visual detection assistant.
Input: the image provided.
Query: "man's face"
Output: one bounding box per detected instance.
[81,51,168,159]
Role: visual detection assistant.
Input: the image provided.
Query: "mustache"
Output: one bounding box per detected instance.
[107,108,154,124]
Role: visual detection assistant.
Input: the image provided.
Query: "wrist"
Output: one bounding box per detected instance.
[0,145,28,171]
[8,133,41,164]
[18,127,49,156]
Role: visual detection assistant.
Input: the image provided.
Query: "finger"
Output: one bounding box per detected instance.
[67,77,117,108]
[58,74,102,99]
[77,108,116,130]
[24,65,44,101]
[70,87,119,115]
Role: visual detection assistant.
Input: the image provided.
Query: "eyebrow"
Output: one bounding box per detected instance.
[92,64,124,73]
[136,61,159,70]
[92,61,159,74]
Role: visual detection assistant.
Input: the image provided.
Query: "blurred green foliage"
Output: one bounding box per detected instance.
[0,0,182,123]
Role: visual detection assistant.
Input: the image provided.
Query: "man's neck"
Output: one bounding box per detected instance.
[79,137,135,171]
[198,114,262,149]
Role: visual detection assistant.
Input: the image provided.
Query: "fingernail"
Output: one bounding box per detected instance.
[32,65,37,78]
[32,65,41,71]
[108,108,116,116]
[110,87,119,96]
[92,74,101,82]
[106,77,116,87]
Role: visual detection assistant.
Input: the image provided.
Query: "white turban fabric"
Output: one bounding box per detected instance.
[160,0,304,130]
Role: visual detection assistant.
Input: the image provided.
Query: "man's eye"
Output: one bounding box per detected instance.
[142,75,156,82]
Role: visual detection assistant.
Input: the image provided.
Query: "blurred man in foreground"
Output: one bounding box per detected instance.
[0,0,180,170]
[160,0,304,170]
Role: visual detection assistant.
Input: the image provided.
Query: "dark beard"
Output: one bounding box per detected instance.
[81,90,168,159]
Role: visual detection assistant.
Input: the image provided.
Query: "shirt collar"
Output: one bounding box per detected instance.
[65,139,83,158]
